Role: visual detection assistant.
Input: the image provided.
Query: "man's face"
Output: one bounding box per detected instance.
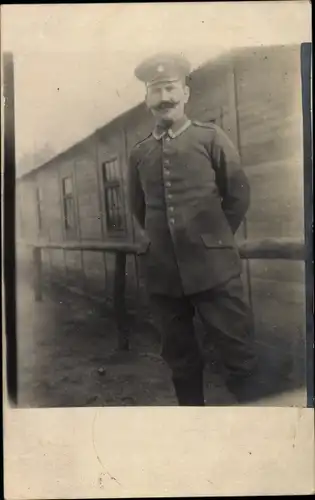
[145,79,190,126]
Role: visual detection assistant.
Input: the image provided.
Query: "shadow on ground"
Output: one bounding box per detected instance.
[16,271,306,408]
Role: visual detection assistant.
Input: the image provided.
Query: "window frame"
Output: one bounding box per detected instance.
[35,185,43,234]
[101,157,125,234]
[61,174,76,234]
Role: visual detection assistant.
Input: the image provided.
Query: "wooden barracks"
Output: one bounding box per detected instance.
[16,45,306,363]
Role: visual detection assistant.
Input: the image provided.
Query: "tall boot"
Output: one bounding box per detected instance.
[172,370,205,406]
[226,369,261,404]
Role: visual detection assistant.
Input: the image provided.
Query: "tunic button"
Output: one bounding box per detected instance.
[164,169,170,176]
[165,181,171,187]
[169,218,175,224]
[168,193,173,199]
[164,159,170,165]
[169,206,174,212]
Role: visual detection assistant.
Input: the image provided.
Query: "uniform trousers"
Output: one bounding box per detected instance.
[149,275,257,390]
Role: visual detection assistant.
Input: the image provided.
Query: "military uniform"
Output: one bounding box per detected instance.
[128,54,257,405]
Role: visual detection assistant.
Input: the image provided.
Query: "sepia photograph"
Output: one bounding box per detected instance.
[3,4,312,411]
[2,3,314,499]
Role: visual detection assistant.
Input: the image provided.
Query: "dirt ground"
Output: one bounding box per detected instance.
[16,270,306,408]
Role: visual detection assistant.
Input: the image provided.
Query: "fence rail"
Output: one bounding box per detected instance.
[18,236,305,258]
[20,237,305,351]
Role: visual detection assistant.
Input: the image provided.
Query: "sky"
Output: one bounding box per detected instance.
[2,2,311,172]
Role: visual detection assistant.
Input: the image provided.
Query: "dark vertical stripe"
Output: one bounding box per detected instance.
[4,52,17,405]
[112,187,117,227]
[115,187,121,228]
[72,159,86,290]
[114,186,118,228]
[232,64,254,323]
[93,136,108,290]
[117,187,122,228]
[301,43,313,408]
[120,127,129,233]
[109,187,114,229]
[55,156,67,286]
[219,105,224,128]
[107,187,112,228]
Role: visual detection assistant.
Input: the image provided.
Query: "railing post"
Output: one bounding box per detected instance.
[33,246,43,302]
[113,251,129,351]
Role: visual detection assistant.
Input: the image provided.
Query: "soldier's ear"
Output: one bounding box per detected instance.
[184,84,190,104]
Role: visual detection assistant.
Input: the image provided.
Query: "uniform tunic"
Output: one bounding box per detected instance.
[128,118,250,297]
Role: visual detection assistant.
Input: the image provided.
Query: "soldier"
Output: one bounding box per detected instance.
[128,53,257,405]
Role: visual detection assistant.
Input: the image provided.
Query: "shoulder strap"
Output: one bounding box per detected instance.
[192,120,217,130]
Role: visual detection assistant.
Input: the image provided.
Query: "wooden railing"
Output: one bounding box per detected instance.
[26,237,305,351]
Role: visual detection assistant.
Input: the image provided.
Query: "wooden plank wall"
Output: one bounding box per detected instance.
[233,46,305,366]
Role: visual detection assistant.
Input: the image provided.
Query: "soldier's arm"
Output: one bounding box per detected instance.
[210,126,250,234]
[127,148,146,230]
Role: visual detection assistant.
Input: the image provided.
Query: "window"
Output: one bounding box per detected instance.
[102,158,124,232]
[35,186,43,232]
[62,176,75,231]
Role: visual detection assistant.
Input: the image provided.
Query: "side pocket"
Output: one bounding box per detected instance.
[200,233,234,249]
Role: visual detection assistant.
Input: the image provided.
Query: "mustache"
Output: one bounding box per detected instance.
[153,101,179,111]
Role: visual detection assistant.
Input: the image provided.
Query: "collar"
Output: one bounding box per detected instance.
[152,116,191,140]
